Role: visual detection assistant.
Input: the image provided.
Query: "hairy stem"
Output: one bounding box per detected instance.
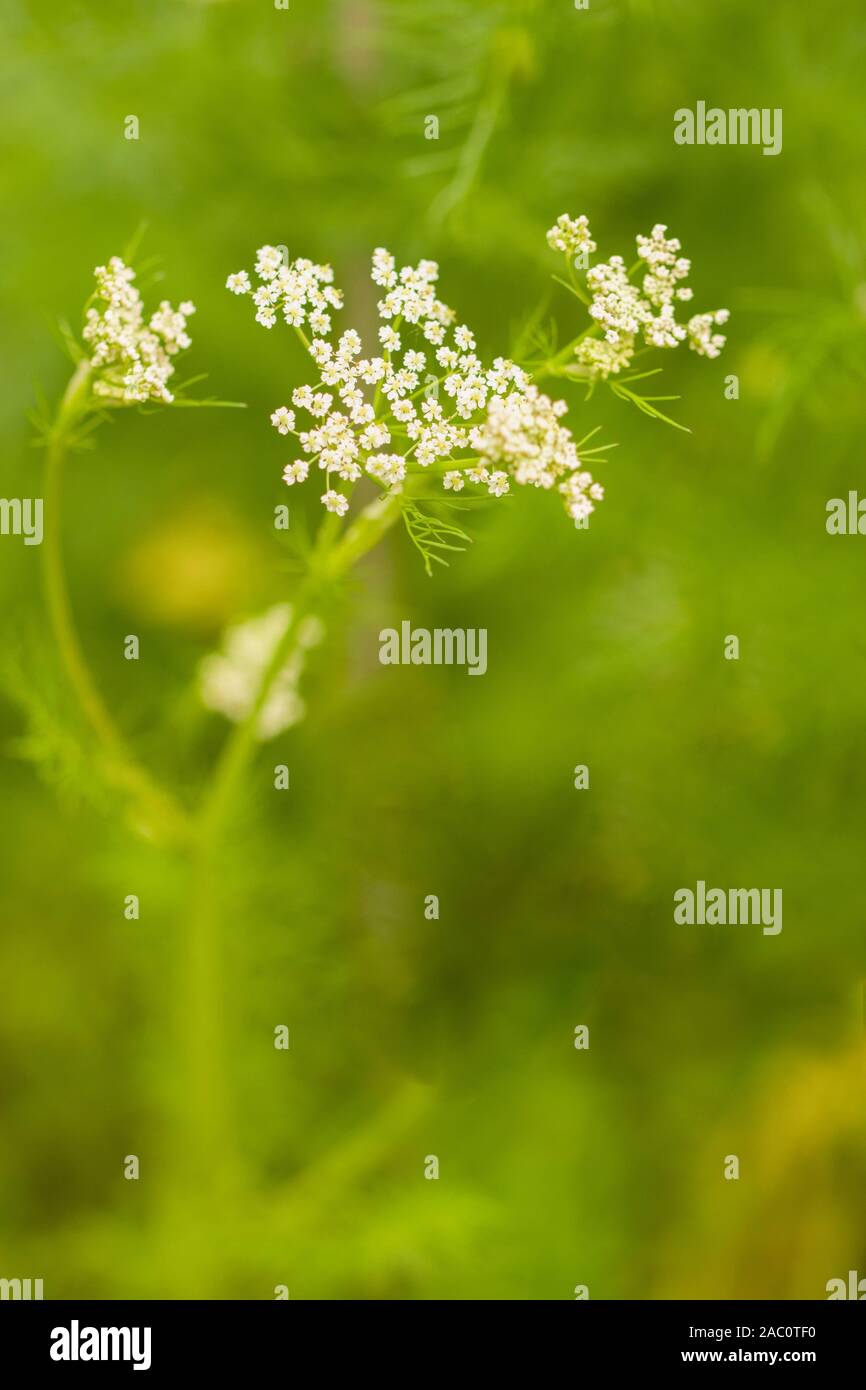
[43,362,191,842]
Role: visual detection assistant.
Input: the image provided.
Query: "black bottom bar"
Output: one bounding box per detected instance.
[1,1298,861,1374]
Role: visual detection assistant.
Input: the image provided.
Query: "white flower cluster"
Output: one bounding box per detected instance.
[226,247,343,332]
[228,245,603,525]
[547,216,728,379]
[83,257,195,403]
[685,309,730,359]
[469,385,603,522]
[198,603,324,740]
[546,213,597,260]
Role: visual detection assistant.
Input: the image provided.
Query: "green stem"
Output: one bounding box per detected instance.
[42,362,191,843]
[535,324,601,380]
[182,489,404,1196]
[198,492,402,840]
[428,72,507,229]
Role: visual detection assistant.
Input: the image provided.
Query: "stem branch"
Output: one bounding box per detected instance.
[42,362,190,842]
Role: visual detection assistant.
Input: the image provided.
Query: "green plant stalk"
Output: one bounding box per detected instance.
[535,323,601,379]
[198,489,403,839]
[182,489,405,1196]
[43,360,405,1208]
[43,362,191,842]
[43,366,409,1233]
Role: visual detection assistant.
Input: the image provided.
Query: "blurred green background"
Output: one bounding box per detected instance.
[1,0,865,1299]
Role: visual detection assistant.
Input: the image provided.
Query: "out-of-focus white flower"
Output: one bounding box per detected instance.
[83,256,195,405]
[198,603,324,741]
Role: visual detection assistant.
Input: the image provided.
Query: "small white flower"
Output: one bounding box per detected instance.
[372,247,397,288]
[443,470,465,491]
[270,407,296,435]
[567,493,594,522]
[282,461,309,485]
[321,489,349,515]
[309,339,333,368]
[226,271,251,295]
[282,300,305,327]
[379,325,401,353]
[366,453,406,486]
[309,310,331,337]
[359,357,386,385]
[255,245,285,280]
[454,325,475,352]
[338,329,362,359]
[391,399,416,424]
[360,422,391,451]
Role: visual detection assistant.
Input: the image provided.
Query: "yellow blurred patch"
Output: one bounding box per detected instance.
[118,500,263,635]
[740,341,788,400]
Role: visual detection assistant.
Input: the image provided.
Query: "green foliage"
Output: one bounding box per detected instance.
[2,0,866,1301]
[0,647,111,814]
[606,368,689,430]
[401,499,474,575]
